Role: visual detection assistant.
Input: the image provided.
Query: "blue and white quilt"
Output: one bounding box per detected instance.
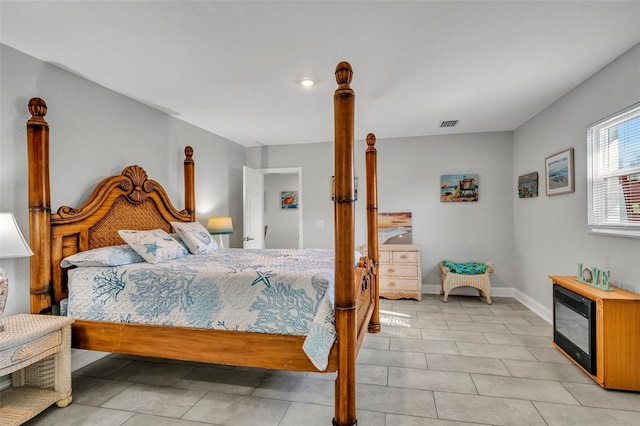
[67,248,337,370]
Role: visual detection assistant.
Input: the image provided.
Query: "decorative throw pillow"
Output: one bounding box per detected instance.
[443,260,488,275]
[61,245,144,268]
[170,221,218,255]
[169,233,190,252]
[118,229,188,264]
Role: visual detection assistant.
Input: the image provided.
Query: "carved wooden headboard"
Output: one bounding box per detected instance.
[26,98,196,313]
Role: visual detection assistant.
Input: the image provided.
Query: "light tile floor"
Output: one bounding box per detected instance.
[24,295,640,425]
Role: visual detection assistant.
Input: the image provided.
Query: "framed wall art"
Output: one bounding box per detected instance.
[441,174,478,202]
[518,172,538,198]
[545,148,574,196]
[281,191,298,209]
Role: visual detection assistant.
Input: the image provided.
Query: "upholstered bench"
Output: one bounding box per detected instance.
[439,261,493,304]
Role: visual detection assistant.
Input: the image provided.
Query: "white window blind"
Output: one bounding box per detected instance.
[588,102,640,237]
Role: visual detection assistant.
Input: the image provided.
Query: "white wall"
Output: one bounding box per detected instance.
[0,44,246,316]
[264,173,299,249]
[250,132,515,288]
[513,43,640,311]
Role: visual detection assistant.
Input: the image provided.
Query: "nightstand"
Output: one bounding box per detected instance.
[0,314,75,425]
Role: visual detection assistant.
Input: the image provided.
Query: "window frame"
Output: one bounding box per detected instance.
[587,102,640,238]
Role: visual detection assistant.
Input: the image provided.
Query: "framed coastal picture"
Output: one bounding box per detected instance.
[378,212,412,244]
[545,148,574,195]
[281,191,298,209]
[518,172,538,198]
[440,174,479,202]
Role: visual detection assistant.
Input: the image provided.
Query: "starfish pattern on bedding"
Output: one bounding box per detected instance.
[251,270,276,288]
[144,242,159,255]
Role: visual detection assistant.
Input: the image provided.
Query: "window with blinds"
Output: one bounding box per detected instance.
[588,102,640,237]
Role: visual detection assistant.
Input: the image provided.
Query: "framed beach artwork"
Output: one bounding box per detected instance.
[518,172,538,198]
[378,212,412,244]
[440,174,479,202]
[280,191,298,209]
[545,148,574,196]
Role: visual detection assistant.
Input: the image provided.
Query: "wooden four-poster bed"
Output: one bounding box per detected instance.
[26,62,379,425]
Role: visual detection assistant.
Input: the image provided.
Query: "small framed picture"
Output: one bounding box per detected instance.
[545,148,574,196]
[281,191,298,209]
[518,172,538,198]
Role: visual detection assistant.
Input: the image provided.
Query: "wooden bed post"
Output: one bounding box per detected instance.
[333,62,357,426]
[26,98,52,314]
[183,146,196,221]
[366,133,380,333]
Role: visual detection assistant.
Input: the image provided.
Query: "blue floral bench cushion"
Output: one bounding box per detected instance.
[443,260,488,275]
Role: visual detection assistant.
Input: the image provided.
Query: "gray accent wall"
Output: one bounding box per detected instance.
[250,131,516,289]
[513,43,640,309]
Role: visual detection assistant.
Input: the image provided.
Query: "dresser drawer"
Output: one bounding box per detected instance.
[378,251,391,263]
[0,330,61,370]
[379,264,418,277]
[392,251,419,263]
[380,278,420,291]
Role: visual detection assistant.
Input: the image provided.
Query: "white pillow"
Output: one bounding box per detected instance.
[118,229,188,264]
[61,245,144,268]
[170,221,218,255]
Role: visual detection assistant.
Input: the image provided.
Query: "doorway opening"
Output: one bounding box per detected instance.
[243,167,302,249]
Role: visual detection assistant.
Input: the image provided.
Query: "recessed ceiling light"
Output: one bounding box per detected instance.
[299,78,315,87]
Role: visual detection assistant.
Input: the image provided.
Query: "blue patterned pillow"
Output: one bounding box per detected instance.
[443,260,488,275]
[118,229,188,264]
[61,245,144,268]
[170,221,218,255]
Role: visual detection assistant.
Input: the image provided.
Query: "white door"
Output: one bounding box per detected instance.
[243,166,264,248]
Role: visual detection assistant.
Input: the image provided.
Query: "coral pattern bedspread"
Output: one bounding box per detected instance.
[67,249,337,370]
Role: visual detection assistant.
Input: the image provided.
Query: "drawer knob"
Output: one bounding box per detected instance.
[400,255,408,259]
[389,282,396,287]
[387,268,396,273]
[11,346,35,362]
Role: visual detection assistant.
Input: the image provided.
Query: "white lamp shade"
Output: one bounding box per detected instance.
[208,216,233,235]
[0,213,34,259]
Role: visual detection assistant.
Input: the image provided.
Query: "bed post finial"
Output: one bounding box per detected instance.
[366,133,376,147]
[28,97,48,123]
[335,61,353,89]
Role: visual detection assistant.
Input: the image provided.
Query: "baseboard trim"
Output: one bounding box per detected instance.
[513,288,552,324]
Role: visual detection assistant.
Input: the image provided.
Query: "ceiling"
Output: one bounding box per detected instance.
[2,1,639,147]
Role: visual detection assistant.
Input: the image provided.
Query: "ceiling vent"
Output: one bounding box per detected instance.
[439,120,459,128]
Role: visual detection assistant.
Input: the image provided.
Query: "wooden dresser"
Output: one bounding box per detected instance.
[360,244,422,300]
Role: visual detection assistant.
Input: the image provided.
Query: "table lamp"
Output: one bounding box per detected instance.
[0,212,34,332]
[208,216,233,249]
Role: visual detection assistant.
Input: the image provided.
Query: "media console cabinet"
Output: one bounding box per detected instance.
[550,275,640,391]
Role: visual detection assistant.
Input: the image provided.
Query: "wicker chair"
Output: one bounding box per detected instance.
[439,261,493,304]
